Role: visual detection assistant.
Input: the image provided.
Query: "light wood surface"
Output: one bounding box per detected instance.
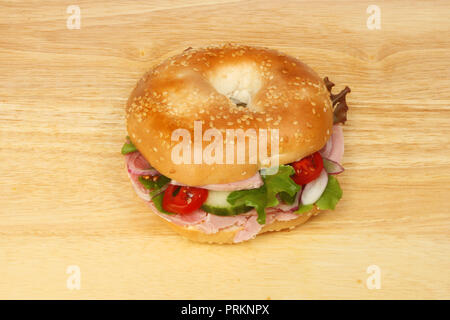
[1,0,449,299]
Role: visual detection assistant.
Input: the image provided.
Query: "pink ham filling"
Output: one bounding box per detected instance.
[125,124,344,243]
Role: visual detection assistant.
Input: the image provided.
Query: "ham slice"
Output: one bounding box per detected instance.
[232,209,301,242]
[264,212,277,225]
[146,200,207,225]
[274,211,299,222]
[147,200,171,221]
[234,215,263,243]
[171,172,263,191]
[166,210,207,226]
[196,214,247,234]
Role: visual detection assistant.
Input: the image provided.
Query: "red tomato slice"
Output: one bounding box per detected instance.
[290,152,324,185]
[162,184,208,215]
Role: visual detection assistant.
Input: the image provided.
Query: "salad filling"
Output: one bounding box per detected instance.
[123,128,343,222]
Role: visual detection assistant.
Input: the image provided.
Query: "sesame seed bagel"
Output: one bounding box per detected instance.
[126,43,333,185]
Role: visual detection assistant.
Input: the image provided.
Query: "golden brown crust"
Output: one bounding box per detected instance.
[126,43,333,185]
[157,207,319,244]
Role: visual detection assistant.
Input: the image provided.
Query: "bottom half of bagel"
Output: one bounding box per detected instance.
[160,209,317,244]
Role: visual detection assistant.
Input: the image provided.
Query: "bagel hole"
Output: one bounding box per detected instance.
[230,97,247,108]
[207,63,262,111]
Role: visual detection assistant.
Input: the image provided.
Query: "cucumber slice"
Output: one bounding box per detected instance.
[201,190,253,216]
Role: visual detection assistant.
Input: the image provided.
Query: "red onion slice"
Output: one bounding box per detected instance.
[127,171,151,202]
[320,125,344,163]
[126,151,159,176]
[319,139,333,158]
[328,125,344,163]
[323,158,345,175]
[301,169,328,205]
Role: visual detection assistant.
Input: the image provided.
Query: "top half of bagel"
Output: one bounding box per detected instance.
[126,43,333,186]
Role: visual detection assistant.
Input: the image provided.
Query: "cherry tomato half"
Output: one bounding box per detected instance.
[162,184,208,215]
[290,152,324,185]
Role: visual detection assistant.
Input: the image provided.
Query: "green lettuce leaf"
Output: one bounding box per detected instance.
[279,191,297,205]
[227,165,301,224]
[315,175,343,210]
[227,186,268,224]
[140,175,173,214]
[151,192,174,215]
[121,137,137,154]
[139,175,171,196]
[262,165,301,207]
[295,204,314,215]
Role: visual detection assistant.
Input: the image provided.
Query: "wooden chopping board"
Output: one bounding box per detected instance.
[0,0,449,299]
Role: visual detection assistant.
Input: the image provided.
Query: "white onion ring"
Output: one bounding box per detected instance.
[301,169,328,205]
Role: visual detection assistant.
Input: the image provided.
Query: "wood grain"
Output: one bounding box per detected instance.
[0,0,449,299]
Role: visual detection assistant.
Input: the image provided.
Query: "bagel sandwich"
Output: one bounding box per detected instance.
[122,44,350,244]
